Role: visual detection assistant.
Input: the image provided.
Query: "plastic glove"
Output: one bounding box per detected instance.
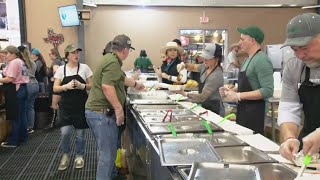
[115,108,124,126]
[62,81,75,91]
[222,91,239,102]
[177,62,185,72]
[219,87,230,97]
[74,79,86,90]
[134,82,145,91]
[161,73,169,80]
[279,138,300,162]
[302,128,320,156]
[153,66,162,76]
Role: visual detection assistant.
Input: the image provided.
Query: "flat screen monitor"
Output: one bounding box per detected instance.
[58,4,80,27]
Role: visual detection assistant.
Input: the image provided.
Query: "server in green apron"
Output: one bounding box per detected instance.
[53,44,93,171]
[220,25,274,135]
[278,13,320,161]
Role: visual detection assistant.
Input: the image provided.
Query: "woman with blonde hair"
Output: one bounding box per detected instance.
[18,46,39,133]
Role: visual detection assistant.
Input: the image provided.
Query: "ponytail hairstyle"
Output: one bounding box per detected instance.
[18,45,32,69]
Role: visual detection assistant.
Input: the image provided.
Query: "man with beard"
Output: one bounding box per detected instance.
[279,13,320,161]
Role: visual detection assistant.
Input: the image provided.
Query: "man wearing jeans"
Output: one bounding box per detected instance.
[85,34,144,180]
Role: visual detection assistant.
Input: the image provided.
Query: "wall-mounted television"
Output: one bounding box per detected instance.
[58,4,80,27]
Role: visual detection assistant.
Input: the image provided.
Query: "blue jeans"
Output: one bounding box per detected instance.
[60,125,86,156]
[7,84,28,145]
[26,83,39,129]
[85,109,118,180]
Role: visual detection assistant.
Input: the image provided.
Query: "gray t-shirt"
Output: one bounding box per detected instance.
[278,57,320,126]
[188,64,223,102]
[28,60,38,84]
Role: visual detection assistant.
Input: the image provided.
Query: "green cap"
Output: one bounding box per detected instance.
[64,44,82,54]
[282,13,320,48]
[237,25,264,44]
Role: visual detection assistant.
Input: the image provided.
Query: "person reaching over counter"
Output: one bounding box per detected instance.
[154,42,187,85]
[85,34,144,179]
[278,13,320,161]
[174,44,224,115]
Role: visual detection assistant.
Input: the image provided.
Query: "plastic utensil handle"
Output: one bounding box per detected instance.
[304,155,311,165]
[148,85,155,91]
[218,113,236,124]
[167,124,177,137]
[202,120,213,134]
[189,104,200,110]
[296,155,312,177]
[176,95,185,102]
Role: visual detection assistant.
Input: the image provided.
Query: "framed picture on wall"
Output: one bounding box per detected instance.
[0,1,7,30]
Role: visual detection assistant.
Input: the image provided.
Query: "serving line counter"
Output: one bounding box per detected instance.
[124,88,319,180]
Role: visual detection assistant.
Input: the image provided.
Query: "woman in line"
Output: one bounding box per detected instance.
[53,44,93,170]
[18,46,39,133]
[154,42,187,85]
[47,48,64,128]
[31,48,47,93]
[174,44,224,115]
[0,46,29,147]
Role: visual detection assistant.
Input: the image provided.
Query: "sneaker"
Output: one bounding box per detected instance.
[58,153,70,171]
[74,156,84,169]
[1,142,17,148]
[27,129,34,134]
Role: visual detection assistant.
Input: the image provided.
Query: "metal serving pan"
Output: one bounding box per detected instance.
[188,162,259,180]
[147,121,223,135]
[132,104,185,111]
[214,146,277,164]
[141,114,200,124]
[158,132,246,147]
[158,138,221,166]
[180,162,297,180]
[255,163,297,180]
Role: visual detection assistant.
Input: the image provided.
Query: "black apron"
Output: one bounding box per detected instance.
[199,65,221,114]
[161,58,181,85]
[3,83,17,120]
[297,66,320,144]
[59,64,88,129]
[236,50,265,134]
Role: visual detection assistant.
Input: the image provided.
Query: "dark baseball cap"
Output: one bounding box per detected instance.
[282,13,320,48]
[237,25,264,44]
[112,34,135,50]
